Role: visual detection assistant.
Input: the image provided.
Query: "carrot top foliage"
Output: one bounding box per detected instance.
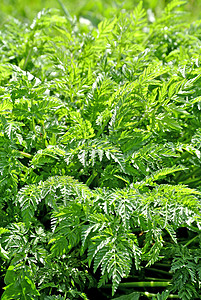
[1,0,201,299]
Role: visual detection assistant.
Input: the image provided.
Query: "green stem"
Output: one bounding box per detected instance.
[154,262,171,268]
[23,46,33,70]
[104,281,171,288]
[147,268,171,276]
[144,277,170,282]
[21,281,27,300]
[19,151,32,159]
[127,275,169,281]
[184,235,199,247]
[32,116,36,134]
[141,291,179,298]
[86,170,98,187]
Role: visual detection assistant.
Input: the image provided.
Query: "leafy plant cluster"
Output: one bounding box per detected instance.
[1,0,201,299]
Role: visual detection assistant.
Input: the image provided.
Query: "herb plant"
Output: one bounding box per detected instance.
[1,0,201,299]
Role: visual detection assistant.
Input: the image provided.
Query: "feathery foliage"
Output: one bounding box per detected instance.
[1,0,201,299]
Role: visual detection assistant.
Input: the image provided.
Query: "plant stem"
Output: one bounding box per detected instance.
[145,277,170,282]
[147,268,171,276]
[86,170,98,187]
[127,275,170,281]
[104,281,171,288]
[184,235,199,247]
[19,151,32,159]
[141,291,179,298]
[23,46,33,71]
[154,262,171,268]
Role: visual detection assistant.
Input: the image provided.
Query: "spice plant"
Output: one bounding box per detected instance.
[1,0,201,299]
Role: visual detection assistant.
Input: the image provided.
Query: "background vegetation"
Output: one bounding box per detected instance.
[1,0,201,25]
[1,0,201,299]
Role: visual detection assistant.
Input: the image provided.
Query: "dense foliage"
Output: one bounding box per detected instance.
[1,0,201,25]
[1,0,201,299]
